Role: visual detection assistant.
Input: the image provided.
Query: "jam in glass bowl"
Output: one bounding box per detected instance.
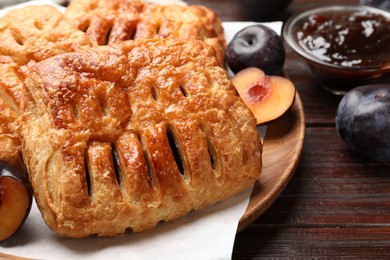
[283,5,390,95]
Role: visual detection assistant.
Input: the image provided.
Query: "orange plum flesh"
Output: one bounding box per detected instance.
[232,67,296,124]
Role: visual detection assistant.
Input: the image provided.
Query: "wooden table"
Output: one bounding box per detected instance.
[187,0,390,258]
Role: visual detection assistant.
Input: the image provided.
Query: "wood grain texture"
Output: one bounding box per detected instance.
[239,94,305,232]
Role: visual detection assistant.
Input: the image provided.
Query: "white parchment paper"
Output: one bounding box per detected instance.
[0,1,282,259]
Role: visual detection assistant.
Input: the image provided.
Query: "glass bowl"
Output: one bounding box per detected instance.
[282,5,390,95]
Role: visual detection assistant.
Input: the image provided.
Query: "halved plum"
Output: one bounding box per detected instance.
[0,161,32,241]
[232,67,296,125]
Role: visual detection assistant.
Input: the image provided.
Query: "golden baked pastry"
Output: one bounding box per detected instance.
[0,56,22,167]
[65,0,145,44]
[0,5,95,166]
[21,38,262,238]
[65,0,226,65]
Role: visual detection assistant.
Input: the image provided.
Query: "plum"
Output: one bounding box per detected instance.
[0,160,33,241]
[226,24,285,75]
[232,67,296,124]
[336,84,390,163]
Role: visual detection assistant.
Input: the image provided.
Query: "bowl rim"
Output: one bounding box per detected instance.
[282,4,390,71]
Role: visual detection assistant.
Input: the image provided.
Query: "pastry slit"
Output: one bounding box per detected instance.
[205,73,219,89]
[99,98,108,116]
[166,124,185,176]
[10,30,24,46]
[111,143,122,186]
[179,85,189,97]
[200,123,218,172]
[73,105,81,121]
[128,24,137,40]
[104,26,112,46]
[155,24,161,37]
[33,20,43,30]
[79,20,91,33]
[138,133,157,189]
[206,135,217,170]
[84,147,92,197]
[151,86,159,101]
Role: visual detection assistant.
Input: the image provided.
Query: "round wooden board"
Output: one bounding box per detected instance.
[238,93,305,232]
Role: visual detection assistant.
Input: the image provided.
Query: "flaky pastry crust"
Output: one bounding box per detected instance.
[0,5,95,166]
[21,39,262,238]
[65,0,226,65]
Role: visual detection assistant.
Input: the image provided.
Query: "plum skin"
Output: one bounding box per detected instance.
[226,24,285,75]
[336,84,390,163]
[0,160,33,241]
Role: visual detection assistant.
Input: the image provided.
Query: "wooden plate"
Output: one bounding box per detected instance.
[238,93,305,231]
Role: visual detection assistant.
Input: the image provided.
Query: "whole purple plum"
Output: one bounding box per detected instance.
[226,24,285,75]
[336,84,390,163]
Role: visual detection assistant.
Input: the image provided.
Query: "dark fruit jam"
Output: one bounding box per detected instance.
[295,9,390,68]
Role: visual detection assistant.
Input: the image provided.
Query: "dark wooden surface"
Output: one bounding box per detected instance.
[186,0,390,258]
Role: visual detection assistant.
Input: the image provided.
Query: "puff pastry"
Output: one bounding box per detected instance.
[65,0,226,65]
[0,5,95,166]
[21,38,262,238]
